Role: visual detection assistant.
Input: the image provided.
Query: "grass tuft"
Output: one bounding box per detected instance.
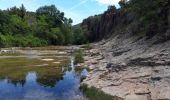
[80,84,115,100]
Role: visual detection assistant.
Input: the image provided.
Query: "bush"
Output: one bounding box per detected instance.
[80,84,114,100]
[74,50,84,64]
[0,34,47,48]
[73,27,87,45]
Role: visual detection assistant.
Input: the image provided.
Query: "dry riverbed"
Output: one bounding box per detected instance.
[81,37,170,100]
[1,42,170,100]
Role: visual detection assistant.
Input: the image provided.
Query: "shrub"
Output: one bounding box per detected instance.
[80,84,114,100]
[74,50,84,64]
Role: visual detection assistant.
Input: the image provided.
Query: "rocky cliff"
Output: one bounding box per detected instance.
[81,0,170,42]
[81,0,170,99]
[82,33,170,100]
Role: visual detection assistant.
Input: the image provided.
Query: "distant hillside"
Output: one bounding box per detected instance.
[81,0,170,43]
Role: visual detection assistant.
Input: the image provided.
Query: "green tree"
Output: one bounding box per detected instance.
[36,5,63,26]
[50,28,65,45]
[119,0,128,8]
[10,15,29,35]
[61,25,73,44]
[20,4,26,19]
[73,27,86,45]
[0,4,80,47]
[0,10,11,34]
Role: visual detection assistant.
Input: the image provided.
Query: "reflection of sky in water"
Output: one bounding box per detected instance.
[81,69,88,77]
[0,58,86,100]
[0,72,82,100]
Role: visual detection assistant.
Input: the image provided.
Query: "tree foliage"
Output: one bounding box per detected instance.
[0,4,83,47]
[73,26,87,45]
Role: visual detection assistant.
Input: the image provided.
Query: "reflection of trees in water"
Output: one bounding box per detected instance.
[0,57,69,87]
[6,73,27,86]
[0,67,67,87]
[8,79,26,87]
[37,74,63,87]
[36,67,65,87]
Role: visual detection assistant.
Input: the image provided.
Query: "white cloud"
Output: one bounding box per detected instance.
[95,0,120,5]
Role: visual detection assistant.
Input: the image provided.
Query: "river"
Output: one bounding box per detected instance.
[0,47,88,100]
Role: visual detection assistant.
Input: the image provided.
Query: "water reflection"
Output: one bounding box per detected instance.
[8,79,26,87]
[2,67,65,88]
[0,57,85,100]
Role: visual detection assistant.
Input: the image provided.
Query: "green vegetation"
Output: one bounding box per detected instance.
[81,43,93,50]
[0,57,69,87]
[0,0,169,47]
[73,26,88,45]
[81,0,169,42]
[81,15,102,42]
[74,50,84,64]
[80,84,115,100]
[0,4,88,48]
[118,0,169,39]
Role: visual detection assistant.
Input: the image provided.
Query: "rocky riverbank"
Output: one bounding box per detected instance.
[81,34,170,100]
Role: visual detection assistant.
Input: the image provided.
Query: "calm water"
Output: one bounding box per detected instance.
[0,57,88,100]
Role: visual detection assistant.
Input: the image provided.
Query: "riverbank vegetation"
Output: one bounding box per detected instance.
[1,0,169,47]
[74,50,84,64]
[0,5,88,48]
[80,84,117,100]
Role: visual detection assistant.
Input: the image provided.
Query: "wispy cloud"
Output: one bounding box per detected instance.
[70,0,89,10]
[67,0,90,24]
[95,0,120,5]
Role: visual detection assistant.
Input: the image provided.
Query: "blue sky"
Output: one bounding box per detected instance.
[0,0,120,25]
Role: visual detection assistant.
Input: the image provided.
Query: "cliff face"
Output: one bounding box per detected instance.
[81,0,170,99]
[81,0,170,42]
